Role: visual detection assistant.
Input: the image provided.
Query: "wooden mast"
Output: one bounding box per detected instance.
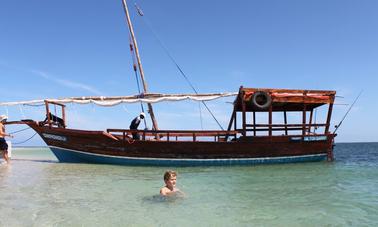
[121,0,159,130]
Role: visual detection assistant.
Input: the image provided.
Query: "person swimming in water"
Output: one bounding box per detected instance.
[160,170,182,196]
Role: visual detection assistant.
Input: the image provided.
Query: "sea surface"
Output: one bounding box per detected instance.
[1,143,377,226]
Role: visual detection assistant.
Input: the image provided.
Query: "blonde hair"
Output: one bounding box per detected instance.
[163,170,177,181]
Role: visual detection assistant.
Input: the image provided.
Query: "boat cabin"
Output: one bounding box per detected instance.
[227,86,336,140]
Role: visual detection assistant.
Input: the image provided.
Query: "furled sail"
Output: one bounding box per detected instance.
[0,92,237,106]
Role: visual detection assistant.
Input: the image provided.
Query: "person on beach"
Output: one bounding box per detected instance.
[0,115,13,163]
[129,112,145,140]
[160,170,182,196]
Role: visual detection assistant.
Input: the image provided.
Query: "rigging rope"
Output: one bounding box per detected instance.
[133,2,225,130]
[333,90,363,134]
[12,132,37,145]
[128,35,148,129]
[135,3,144,16]
[9,127,31,135]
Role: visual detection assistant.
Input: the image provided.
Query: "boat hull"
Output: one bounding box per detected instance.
[26,122,334,166]
[49,145,327,166]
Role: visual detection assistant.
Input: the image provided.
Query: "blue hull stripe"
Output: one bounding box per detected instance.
[49,146,327,166]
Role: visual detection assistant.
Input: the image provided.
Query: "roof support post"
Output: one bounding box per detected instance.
[284,110,288,136]
[234,111,237,131]
[242,96,246,136]
[308,109,313,134]
[225,108,236,141]
[44,101,51,128]
[269,105,272,137]
[302,104,307,136]
[253,111,256,136]
[325,96,335,134]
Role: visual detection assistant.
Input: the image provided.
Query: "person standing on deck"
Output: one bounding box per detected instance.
[0,115,13,163]
[129,112,145,140]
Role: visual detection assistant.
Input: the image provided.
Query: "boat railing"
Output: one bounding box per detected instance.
[243,123,327,136]
[106,129,238,142]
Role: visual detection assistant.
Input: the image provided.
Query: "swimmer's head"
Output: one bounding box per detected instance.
[164,170,177,181]
[163,170,177,189]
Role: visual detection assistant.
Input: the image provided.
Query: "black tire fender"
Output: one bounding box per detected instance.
[251,91,272,110]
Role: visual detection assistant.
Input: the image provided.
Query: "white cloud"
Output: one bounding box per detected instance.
[31,70,103,95]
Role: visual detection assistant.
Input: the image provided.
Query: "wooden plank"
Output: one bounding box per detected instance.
[45,101,51,128]
[62,105,66,128]
[325,96,335,134]
[107,129,239,134]
[269,104,272,136]
[4,121,30,125]
[225,109,236,141]
[272,97,332,104]
[308,110,313,134]
[302,104,307,136]
[253,111,256,136]
[245,123,327,127]
[245,127,306,132]
[241,88,336,95]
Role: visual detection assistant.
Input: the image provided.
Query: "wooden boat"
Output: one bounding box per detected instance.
[1,1,337,166]
[4,87,337,166]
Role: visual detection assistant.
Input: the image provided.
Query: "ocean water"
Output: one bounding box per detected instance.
[0,143,377,226]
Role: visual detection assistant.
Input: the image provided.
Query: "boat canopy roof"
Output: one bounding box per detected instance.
[235,87,336,112]
[0,92,237,106]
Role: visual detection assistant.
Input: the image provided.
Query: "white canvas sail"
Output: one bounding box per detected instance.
[0,92,237,107]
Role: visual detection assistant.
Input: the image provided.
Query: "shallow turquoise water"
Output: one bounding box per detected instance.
[1,143,377,226]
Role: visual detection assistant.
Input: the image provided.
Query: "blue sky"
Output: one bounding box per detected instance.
[1,0,377,145]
